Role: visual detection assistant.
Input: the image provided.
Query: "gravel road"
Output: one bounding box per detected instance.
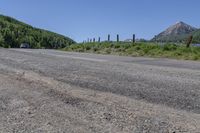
[0,48,200,133]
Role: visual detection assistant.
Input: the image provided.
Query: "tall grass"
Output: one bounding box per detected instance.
[63,42,200,60]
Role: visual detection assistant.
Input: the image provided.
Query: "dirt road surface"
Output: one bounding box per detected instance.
[0,48,200,132]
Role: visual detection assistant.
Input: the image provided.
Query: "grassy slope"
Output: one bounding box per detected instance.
[0,14,75,48]
[151,34,191,43]
[63,42,200,61]
[193,29,200,43]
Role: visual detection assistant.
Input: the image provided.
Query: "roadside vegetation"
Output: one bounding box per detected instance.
[63,42,200,60]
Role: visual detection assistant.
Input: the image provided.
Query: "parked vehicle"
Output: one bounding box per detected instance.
[20,43,30,48]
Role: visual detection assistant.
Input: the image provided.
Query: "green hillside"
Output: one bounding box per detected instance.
[152,34,192,43]
[193,29,200,43]
[0,15,75,48]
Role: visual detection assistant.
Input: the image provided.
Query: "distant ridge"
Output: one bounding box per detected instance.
[152,21,198,42]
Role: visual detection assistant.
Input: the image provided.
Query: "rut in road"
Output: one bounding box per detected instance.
[0,69,199,132]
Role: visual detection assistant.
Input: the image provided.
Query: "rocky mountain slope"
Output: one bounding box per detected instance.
[152,21,198,42]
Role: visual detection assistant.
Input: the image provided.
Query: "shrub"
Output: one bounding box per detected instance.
[134,45,141,50]
[93,46,99,52]
[105,48,111,54]
[85,45,91,51]
[162,44,177,51]
[114,44,121,49]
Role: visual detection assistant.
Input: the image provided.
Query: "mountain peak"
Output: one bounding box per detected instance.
[176,21,184,24]
[173,21,195,29]
[152,21,197,42]
[167,21,197,35]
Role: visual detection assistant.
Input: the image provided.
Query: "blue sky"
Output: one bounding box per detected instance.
[0,0,200,42]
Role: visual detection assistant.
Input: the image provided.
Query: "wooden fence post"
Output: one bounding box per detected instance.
[133,34,135,43]
[108,34,110,42]
[117,34,119,42]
